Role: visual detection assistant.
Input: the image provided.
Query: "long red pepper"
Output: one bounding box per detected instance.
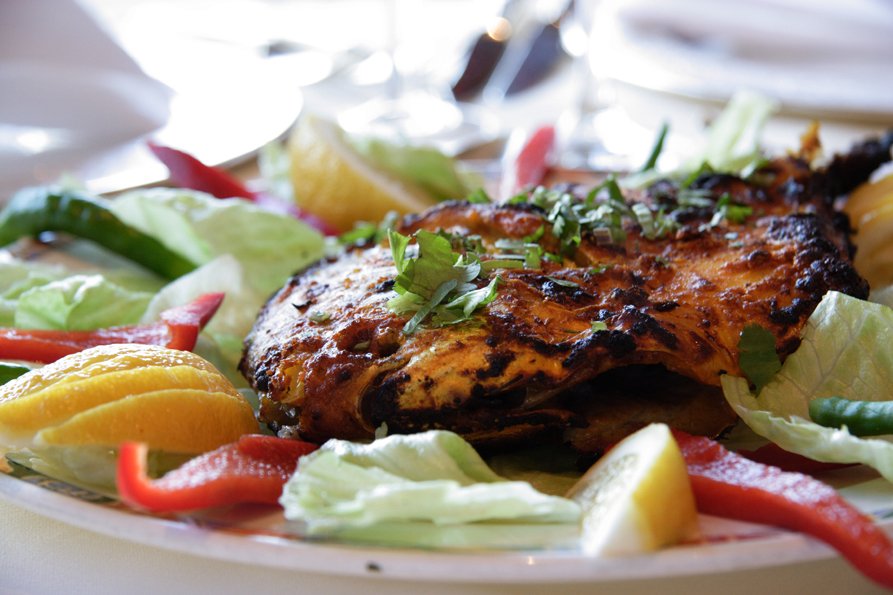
[500,125,555,199]
[117,435,318,512]
[146,141,338,235]
[673,430,893,589]
[0,292,224,363]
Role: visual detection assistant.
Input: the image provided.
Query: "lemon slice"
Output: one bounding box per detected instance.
[0,344,258,454]
[36,389,257,454]
[566,423,699,556]
[287,114,433,232]
[845,173,893,229]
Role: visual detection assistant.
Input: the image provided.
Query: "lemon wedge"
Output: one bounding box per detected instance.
[566,423,699,556]
[0,344,257,453]
[287,114,433,232]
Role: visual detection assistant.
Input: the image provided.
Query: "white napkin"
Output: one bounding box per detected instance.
[0,0,171,192]
[593,0,893,119]
[611,0,893,59]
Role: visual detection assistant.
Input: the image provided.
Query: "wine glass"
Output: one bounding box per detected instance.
[335,0,499,153]
[554,0,632,171]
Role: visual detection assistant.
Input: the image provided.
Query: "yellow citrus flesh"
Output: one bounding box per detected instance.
[36,388,258,454]
[845,174,893,229]
[566,423,699,556]
[845,174,893,288]
[0,344,221,406]
[0,365,237,434]
[0,344,258,455]
[287,114,433,232]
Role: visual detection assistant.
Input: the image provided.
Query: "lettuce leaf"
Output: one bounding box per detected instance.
[139,255,265,385]
[622,90,779,188]
[0,256,160,331]
[109,188,325,295]
[280,430,581,549]
[684,90,778,175]
[722,291,893,480]
[348,136,473,202]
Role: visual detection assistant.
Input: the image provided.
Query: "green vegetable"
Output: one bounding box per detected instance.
[621,90,778,188]
[721,291,893,481]
[683,90,778,176]
[109,188,325,296]
[279,430,581,549]
[0,362,30,385]
[738,324,782,393]
[0,187,198,280]
[387,229,500,334]
[639,121,669,172]
[809,397,893,437]
[349,136,473,202]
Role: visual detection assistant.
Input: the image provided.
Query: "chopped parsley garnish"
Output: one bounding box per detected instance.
[338,211,400,246]
[639,121,669,172]
[387,229,501,335]
[591,321,608,332]
[308,311,331,323]
[710,193,753,226]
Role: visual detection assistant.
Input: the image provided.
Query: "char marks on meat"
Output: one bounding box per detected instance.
[241,139,888,453]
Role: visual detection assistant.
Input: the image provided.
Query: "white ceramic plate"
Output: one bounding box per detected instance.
[1,461,891,585]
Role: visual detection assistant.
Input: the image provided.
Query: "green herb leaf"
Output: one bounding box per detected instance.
[388,230,502,334]
[308,311,331,323]
[591,321,608,332]
[738,324,782,393]
[639,122,669,172]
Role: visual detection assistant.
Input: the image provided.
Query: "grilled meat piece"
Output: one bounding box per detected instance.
[241,146,879,454]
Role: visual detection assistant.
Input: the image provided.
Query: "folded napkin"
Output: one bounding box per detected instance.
[611,0,893,60]
[0,0,171,191]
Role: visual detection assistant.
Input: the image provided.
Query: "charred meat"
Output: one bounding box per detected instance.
[241,140,888,454]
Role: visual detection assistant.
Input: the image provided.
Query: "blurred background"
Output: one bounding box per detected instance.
[2,0,892,197]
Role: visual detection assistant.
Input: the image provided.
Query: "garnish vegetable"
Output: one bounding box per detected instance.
[0,187,198,280]
[675,430,893,590]
[117,435,318,512]
[0,293,224,363]
[809,397,893,437]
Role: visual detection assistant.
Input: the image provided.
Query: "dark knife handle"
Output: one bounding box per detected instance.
[451,33,507,102]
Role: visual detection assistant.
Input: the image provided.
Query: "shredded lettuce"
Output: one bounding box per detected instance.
[622,90,779,188]
[109,188,325,295]
[348,136,473,202]
[684,90,779,176]
[0,255,161,331]
[280,430,581,549]
[139,255,265,385]
[722,291,893,480]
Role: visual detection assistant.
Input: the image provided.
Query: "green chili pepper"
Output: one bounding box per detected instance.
[808,396,893,436]
[0,187,197,280]
[0,362,30,385]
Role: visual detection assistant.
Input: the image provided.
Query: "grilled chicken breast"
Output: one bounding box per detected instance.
[241,136,890,453]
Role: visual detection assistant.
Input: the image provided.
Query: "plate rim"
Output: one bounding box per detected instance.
[0,468,849,584]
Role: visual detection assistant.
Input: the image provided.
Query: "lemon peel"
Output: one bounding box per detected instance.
[287,115,433,232]
[0,343,257,454]
[566,423,700,556]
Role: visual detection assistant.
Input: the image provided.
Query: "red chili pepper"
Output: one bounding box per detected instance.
[739,442,856,475]
[147,141,338,236]
[500,125,555,199]
[673,430,893,589]
[116,434,318,512]
[0,293,224,363]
